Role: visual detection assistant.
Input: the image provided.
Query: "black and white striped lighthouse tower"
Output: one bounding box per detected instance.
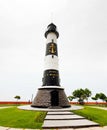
[31,23,70,108]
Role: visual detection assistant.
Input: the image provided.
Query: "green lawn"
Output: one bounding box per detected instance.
[0,107,47,129]
[1,105,107,128]
[72,106,107,126]
[0,104,19,107]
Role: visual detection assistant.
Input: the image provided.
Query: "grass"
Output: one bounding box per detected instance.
[0,107,47,129]
[72,106,107,126]
[0,104,19,107]
[1,105,107,128]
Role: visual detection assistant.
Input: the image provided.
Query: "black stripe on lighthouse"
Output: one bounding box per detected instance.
[42,69,60,86]
[46,42,58,56]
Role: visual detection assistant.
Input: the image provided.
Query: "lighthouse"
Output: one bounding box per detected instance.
[31,23,70,108]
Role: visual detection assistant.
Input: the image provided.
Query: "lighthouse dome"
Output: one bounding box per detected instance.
[44,23,59,38]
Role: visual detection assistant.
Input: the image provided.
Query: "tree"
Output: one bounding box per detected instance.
[95,93,100,99]
[92,97,97,101]
[91,97,98,104]
[105,98,107,103]
[91,93,100,104]
[72,88,92,105]
[68,96,74,101]
[98,93,106,102]
[92,93,107,104]
[14,95,21,101]
[84,88,92,102]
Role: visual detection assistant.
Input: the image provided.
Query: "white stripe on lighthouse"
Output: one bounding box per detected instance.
[46,32,57,44]
[44,55,59,70]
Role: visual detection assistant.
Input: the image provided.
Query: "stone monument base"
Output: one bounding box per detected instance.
[18,105,83,112]
[31,86,71,108]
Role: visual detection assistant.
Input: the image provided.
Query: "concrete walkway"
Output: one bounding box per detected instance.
[0,106,13,109]
[42,111,99,129]
[18,105,83,111]
[91,106,107,110]
[0,126,107,130]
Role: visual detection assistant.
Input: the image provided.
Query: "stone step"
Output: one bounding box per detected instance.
[42,111,99,129]
[45,114,85,120]
[47,111,74,115]
[42,119,99,129]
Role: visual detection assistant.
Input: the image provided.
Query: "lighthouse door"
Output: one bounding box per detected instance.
[51,90,59,106]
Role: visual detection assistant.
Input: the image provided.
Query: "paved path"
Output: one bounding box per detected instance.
[18,105,83,111]
[91,106,107,110]
[0,106,13,109]
[0,126,107,130]
[42,111,99,129]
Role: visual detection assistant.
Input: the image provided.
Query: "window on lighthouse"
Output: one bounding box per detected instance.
[52,55,54,58]
[52,39,54,42]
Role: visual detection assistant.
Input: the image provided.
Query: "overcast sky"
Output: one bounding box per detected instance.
[0,0,107,101]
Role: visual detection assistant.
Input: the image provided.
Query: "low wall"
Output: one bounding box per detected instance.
[70,102,107,105]
[0,101,32,105]
[0,101,107,105]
